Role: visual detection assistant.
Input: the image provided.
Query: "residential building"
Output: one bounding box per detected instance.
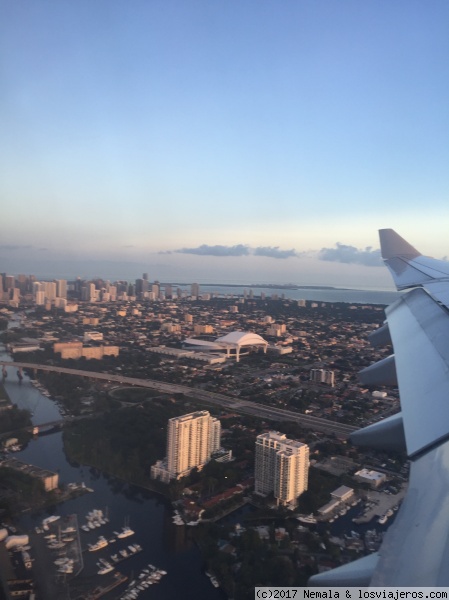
[255,431,309,508]
[151,410,221,483]
[193,324,214,335]
[310,368,335,387]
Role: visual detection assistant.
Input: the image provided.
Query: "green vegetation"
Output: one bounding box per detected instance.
[109,387,164,403]
[0,467,54,516]
[63,401,189,486]
[0,383,9,402]
[297,469,340,513]
[0,404,32,436]
[29,371,116,415]
[193,522,313,599]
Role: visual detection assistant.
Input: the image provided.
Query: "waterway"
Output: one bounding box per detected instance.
[0,349,223,600]
[181,285,399,306]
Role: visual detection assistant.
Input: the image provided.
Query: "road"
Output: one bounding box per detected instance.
[0,360,356,437]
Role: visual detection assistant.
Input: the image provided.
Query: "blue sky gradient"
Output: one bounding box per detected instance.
[1,1,448,286]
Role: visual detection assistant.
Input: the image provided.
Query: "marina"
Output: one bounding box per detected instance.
[0,350,224,599]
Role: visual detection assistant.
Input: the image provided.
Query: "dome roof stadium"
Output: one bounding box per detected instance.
[183,331,268,362]
[215,332,268,347]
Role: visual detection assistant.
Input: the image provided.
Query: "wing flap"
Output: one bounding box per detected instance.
[358,354,397,386]
[372,441,449,586]
[309,553,380,587]
[386,287,449,457]
[350,413,406,453]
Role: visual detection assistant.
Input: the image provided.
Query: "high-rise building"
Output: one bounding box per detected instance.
[80,282,96,302]
[16,274,27,293]
[56,279,67,299]
[109,286,117,301]
[151,411,220,483]
[191,283,200,298]
[5,276,15,290]
[167,411,220,478]
[310,369,335,387]
[44,281,57,302]
[255,431,309,508]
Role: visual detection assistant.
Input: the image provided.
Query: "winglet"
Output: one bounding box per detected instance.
[378,229,449,290]
[379,229,420,260]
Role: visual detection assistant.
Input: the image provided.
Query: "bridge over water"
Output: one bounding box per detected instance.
[0,360,356,437]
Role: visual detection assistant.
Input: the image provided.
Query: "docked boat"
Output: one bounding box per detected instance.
[58,563,74,574]
[54,558,73,566]
[88,536,108,552]
[61,526,76,534]
[42,515,60,530]
[297,513,317,524]
[206,572,219,587]
[98,562,115,575]
[117,516,134,539]
[117,526,134,539]
[48,541,65,550]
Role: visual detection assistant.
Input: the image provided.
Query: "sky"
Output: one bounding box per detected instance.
[1,1,448,288]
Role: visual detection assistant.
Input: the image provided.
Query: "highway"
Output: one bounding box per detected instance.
[0,360,356,437]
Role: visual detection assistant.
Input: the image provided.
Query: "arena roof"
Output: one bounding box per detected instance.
[215,332,268,347]
[183,331,268,362]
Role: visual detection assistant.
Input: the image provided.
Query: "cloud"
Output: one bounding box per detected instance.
[0,244,33,251]
[174,244,250,257]
[254,246,297,259]
[319,243,382,267]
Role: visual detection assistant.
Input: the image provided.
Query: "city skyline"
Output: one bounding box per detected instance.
[1,1,448,288]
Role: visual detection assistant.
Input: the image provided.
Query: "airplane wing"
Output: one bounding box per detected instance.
[309,228,449,587]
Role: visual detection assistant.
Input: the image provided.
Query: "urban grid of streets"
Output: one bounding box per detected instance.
[0,281,408,597]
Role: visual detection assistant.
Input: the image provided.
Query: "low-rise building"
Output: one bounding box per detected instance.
[354,468,387,488]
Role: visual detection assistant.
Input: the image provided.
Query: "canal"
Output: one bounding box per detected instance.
[0,348,223,600]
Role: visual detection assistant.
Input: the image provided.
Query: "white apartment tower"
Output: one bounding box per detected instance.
[157,411,220,481]
[255,431,309,508]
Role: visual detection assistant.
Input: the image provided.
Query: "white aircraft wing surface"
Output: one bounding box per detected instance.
[309,229,449,587]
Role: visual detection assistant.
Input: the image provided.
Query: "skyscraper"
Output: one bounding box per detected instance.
[255,431,309,508]
[151,410,221,483]
[56,279,67,299]
[44,281,57,302]
[167,410,220,478]
[191,282,200,298]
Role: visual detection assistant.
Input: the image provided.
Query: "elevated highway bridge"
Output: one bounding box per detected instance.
[0,360,356,438]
